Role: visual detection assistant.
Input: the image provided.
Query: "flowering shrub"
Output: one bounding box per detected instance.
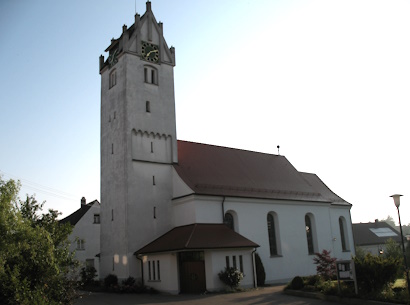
[218,267,244,289]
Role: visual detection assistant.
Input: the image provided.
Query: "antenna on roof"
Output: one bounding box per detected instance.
[277,145,280,155]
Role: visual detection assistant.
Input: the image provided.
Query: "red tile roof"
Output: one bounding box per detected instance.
[135,223,259,255]
[173,141,349,205]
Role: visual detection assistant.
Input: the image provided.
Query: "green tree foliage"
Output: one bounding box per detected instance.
[255,252,266,286]
[385,238,403,261]
[313,249,336,280]
[0,177,77,305]
[354,253,401,295]
[380,216,396,228]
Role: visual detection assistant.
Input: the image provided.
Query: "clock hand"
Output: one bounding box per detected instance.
[146,49,159,57]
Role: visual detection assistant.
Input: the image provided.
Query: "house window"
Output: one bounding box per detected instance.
[226,256,230,268]
[339,217,349,251]
[148,260,160,281]
[109,69,116,88]
[233,256,237,269]
[94,214,100,224]
[224,212,234,230]
[305,214,315,255]
[267,213,278,256]
[76,239,85,250]
[144,65,158,85]
[86,259,95,268]
[239,255,243,273]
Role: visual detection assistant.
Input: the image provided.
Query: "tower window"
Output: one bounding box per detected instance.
[152,175,156,185]
[151,142,154,153]
[109,69,117,88]
[146,101,151,113]
[144,65,158,85]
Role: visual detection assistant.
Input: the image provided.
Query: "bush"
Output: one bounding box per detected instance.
[313,249,336,280]
[255,253,266,286]
[80,265,97,286]
[354,253,401,295]
[218,267,244,289]
[104,274,118,290]
[290,276,304,290]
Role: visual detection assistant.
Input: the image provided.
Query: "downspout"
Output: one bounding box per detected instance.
[136,255,144,286]
[252,248,257,288]
[221,196,226,223]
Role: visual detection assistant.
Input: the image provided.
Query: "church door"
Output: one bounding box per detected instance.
[179,251,206,293]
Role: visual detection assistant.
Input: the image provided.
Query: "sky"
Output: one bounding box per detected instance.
[1,0,409,225]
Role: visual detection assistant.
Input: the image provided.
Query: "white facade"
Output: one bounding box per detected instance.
[64,199,101,278]
[99,2,355,293]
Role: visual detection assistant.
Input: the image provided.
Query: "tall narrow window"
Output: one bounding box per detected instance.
[148,261,151,280]
[109,69,116,88]
[151,69,155,84]
[153,261,156,280]
[94,214,100,224]
[239,255,243,272]
[144,65,158,85]
[157,260,161,280]
[305,214,315,255]
[111,209,114,221]
[151,142,154,153]
[146,101,151,113]
[225,256,230,268]
[153,207,156,219]
[267,214,278,256]
[339,217,348,251]
[224,212,234,230]
[111,143,114,154]
[233,256,237,269]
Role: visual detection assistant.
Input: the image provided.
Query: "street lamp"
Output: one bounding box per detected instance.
[390,194,410,295]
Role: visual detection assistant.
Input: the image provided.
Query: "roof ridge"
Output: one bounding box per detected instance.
[177,139,281,157]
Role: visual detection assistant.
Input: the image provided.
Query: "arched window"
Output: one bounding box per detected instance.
[224,212,234,230]
[267,214,278,256]
[305,214,315,255]
[339,217,349,251]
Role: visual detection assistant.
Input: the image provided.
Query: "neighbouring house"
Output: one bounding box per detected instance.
[98,1,355,293]
[353,220,402,255]
[61,197,100,277]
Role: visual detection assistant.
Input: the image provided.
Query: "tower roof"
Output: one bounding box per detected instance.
[173,140,350,205]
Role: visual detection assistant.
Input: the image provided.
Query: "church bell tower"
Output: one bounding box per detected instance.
[99,1,177,280]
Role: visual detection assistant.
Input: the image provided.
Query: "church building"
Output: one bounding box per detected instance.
[99,2,354,294]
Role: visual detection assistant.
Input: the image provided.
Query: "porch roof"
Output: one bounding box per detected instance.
[135,223,259,255]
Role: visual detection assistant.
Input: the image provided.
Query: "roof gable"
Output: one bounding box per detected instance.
[60,200,99,226]
[173,141,349,204]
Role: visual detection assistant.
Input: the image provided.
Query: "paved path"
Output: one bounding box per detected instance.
[74,285,345,305]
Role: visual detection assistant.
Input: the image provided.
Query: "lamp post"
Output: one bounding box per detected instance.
[390,194,410,295]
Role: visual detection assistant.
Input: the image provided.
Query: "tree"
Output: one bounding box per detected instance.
[0,177,78,305]
[380,216,396,228]
[313,249,336,280]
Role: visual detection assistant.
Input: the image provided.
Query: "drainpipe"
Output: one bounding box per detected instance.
[136,255,144,286]
[252,249,257,288]
[221,197,226,223]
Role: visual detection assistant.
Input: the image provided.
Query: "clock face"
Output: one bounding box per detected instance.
[108,49,119,67]
[141,41,159,63]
